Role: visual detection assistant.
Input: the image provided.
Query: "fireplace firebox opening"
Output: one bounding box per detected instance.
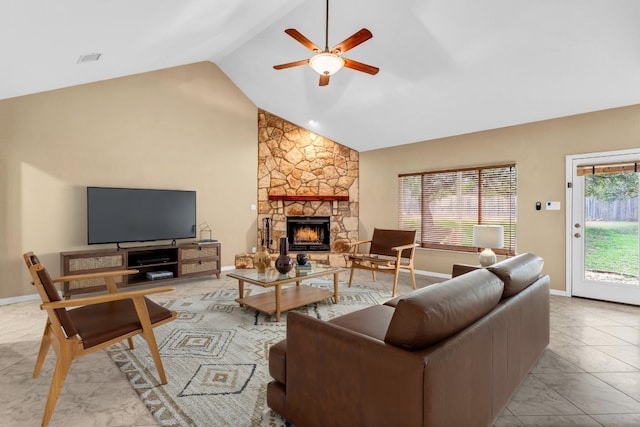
[286,216,330,252]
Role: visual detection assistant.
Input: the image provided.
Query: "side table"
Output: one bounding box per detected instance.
[451,263,483,278]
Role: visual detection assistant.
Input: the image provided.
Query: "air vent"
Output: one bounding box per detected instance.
[77,53,102,64]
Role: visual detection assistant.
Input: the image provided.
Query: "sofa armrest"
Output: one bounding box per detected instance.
[282,311,425,427]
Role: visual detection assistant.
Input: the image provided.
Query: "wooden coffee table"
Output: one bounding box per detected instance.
[229,266,343,321]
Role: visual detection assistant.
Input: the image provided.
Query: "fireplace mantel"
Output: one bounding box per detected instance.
[268,195,349,202]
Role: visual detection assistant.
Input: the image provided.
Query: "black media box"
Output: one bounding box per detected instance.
[146,270,173,280]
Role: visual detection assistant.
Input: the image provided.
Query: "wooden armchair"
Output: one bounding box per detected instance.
[347,229,418,297]
[23,252,177,427]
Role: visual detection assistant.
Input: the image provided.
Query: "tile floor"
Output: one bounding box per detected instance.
[1,270,640,426]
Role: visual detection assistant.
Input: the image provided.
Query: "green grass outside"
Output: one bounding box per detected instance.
[585,221,639,278]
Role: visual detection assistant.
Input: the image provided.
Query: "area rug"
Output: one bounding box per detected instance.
[106,281,393,427]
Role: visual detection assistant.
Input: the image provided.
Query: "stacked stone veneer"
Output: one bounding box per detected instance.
[257,110,359,267]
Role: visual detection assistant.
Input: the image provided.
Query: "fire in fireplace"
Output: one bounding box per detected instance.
[286,216,330,251]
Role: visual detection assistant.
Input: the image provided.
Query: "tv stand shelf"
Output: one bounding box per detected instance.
[60,242,220,296]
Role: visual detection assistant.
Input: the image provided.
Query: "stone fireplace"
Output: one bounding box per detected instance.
[256,109,359,266]
[287,216,330,252]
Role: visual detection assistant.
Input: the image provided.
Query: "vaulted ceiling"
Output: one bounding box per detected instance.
[3,0,640,151]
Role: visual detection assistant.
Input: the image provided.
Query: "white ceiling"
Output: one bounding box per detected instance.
[3,0,640,152]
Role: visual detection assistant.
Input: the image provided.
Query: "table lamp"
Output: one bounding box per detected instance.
[472,225,504,267]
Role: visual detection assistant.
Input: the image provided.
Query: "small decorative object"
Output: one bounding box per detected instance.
[253,246,271,274]
[275,237,293,274]
[295,253,312,271]
[199,222,214,242]
[296,253,308,265]
[262,217,273,251]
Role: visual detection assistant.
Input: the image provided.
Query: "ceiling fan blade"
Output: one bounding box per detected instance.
[273,59,310,70]
[343,58,379,75]
[284,29,321,52]
[331,28,373,54]
[319,74,330,86]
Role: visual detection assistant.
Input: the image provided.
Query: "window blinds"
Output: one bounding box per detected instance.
[399,164,517,255]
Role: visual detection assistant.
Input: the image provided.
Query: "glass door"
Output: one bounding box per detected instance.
[570,151,640,305]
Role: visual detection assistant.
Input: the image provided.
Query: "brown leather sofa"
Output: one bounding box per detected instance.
[267,253,549,427]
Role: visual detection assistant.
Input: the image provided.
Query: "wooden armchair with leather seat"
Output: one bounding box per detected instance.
[23,252,177,427]
[347,228,418,297]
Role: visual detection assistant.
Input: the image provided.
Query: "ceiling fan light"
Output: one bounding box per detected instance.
[309,53,344,76]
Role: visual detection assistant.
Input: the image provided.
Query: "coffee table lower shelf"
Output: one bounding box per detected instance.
[235,285,334,318]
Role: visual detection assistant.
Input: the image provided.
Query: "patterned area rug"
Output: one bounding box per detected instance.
[106,281,393,427]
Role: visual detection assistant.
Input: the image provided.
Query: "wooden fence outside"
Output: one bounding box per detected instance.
[585,197,638,221]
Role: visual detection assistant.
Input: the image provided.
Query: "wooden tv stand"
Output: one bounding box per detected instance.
[60,242,220,297]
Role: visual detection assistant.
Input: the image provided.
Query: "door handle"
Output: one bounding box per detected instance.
[574,233,581,238]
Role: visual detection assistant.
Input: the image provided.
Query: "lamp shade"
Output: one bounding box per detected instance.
[472,225,504,249]
[309,52,345,76]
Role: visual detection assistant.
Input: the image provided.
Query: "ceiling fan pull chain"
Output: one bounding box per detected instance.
[325,0,330,51]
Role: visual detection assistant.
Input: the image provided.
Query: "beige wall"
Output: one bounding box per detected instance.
[2,59,638,299]
[0,62,258,299]
[359,105,640,292]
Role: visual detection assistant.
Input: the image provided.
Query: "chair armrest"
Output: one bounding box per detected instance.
[349,239,372,248]
[51,269,139,283]
[391,243,417,263]
[390,243,418,252]
[349,239,372,254]
[41,286,175,310]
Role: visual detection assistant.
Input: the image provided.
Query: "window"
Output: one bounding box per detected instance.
[399,164,517,255]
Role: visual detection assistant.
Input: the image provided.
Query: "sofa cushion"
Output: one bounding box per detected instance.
[384,269,504,350]
[488,253,544,299]
[329,304,396,342]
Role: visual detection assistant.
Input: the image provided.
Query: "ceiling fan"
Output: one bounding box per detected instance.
[273,0,379,86]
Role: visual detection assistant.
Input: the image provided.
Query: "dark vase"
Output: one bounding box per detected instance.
[296,253,308,265]
[275,237,293,274]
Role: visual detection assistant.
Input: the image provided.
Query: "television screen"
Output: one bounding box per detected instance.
[87,187,196,245]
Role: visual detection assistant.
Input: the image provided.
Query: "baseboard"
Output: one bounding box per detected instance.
[550,289,570,297]
[413,269,452,279]
[0,293,41,306]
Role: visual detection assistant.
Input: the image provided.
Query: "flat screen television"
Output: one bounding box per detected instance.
[87,187,196,245]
